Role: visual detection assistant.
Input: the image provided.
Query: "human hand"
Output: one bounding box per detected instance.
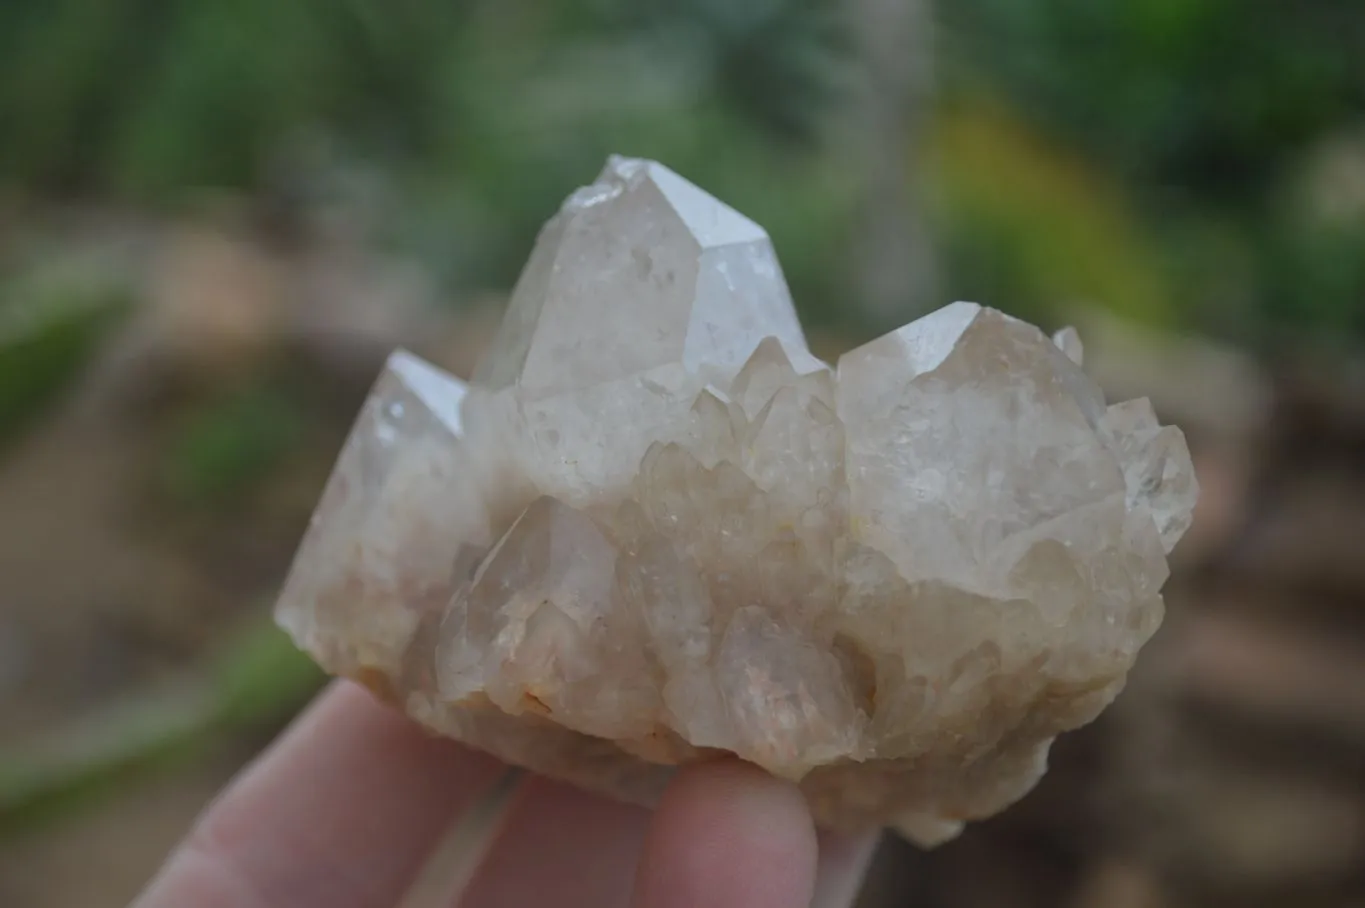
[134,681,878,907]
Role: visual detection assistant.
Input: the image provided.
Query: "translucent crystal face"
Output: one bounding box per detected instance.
[275,157,1198,844]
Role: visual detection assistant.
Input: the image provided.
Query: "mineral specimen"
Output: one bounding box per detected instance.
[275,156,1198,845]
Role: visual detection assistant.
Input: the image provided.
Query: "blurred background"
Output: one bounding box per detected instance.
[1,0,1363,905]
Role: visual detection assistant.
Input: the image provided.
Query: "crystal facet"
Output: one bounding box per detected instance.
[276,157,1199,845]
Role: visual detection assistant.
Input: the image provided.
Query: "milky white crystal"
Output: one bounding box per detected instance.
[276,156,1198,844]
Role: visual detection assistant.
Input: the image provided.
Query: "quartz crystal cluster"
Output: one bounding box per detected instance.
[276,156,1198,845]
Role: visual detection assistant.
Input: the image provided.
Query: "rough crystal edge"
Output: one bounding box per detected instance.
[274,349,474,674]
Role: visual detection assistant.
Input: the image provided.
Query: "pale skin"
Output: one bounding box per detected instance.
[134,681,880,908]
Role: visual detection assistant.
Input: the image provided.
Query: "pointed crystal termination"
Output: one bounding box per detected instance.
[461,156,828,501]
[836,302,1119,590]
[473,155,822,399]
[1052,325,1084,365]
[276,156,1199,848]
[275,351,491,692]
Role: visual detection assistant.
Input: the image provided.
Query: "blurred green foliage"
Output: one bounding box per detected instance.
[0,620,322,837]
[942,0,1365,346]
[0,0,1362,344]
[0,274,129,448]
[928,103,1174,329]
[162,383,303,508]
[942,0,1365,200]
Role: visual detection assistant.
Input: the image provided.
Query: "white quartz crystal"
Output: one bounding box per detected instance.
[276,157,1198,844]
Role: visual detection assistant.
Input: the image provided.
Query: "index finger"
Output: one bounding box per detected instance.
[631,759,820,908]
[134,681,505,908]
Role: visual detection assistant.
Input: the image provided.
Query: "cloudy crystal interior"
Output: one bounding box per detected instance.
[275,156,1198,845]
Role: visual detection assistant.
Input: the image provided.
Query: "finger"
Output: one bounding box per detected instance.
[135,680,505,908]
[811,829,880,908]
[455,776,651,907]
[631,760,818,908]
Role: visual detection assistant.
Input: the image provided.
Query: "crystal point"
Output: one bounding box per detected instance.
[472,157,817,399]
[836,303,1120,588]
[1053,325,1084,365]
[276,158,1198,847]
[276,351,490,685]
